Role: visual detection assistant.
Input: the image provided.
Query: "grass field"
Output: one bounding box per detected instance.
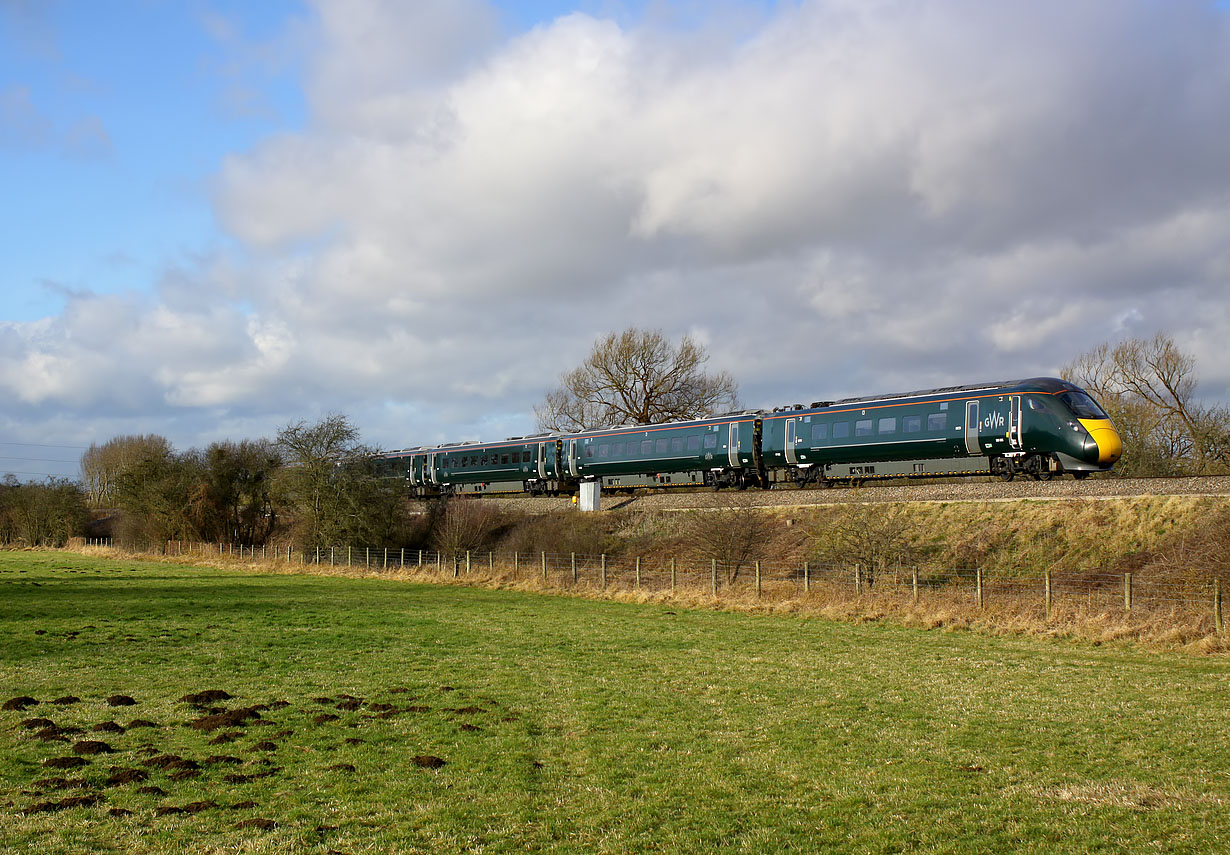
[1,550,1227,854]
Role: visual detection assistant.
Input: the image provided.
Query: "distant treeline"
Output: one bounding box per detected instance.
[3,332,1226,549]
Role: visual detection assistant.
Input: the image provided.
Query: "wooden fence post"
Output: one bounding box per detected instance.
[1215,578,1224,633]
[571,553,577,585]
[466,550,471,574]
[976,568,984,609]
[711,560,718,596]
[514,552,519,576]
[755,561,761,598]
[418,549,423,568]
[1045,569,1052,619]
[541,551,547,584]
[670,557,676,591]
[489,551,494,572]
[600,554,607,589]
[854,564,862,595]
[804,561,810,595]
[1124,572,1133,612]
[912,567,919,603]
[635,557,641,590]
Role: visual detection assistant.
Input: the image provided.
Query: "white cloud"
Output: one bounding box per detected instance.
[5,0,1230,457]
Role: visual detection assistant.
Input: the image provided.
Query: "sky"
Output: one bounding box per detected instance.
[2,0,1229,482]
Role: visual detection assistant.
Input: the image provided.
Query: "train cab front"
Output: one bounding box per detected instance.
[1053,386,1123,474]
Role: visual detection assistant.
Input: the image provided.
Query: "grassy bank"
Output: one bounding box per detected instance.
[2,550,1228,853]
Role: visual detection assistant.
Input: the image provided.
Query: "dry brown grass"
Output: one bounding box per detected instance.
[46,540,1227,655]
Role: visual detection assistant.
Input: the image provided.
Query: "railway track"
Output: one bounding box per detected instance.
[440,475,1230,514]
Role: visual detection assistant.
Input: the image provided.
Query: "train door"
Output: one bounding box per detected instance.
[407,456,419,487]
[784,418,799,465]
[427,452,437,484]
[537,443,548,479]
[566,439,579,477]
[1008,396,1023,449]
[964,402,980,455]
[728,423,740,467]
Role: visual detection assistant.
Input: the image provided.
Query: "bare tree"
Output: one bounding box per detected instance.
[429,498,503,562]
[80,435,173,508]
[535,328,739,431]
[682,496,774,583]
[276,414,401,549]
[1063,333,1228,475]
[810,502,915,588]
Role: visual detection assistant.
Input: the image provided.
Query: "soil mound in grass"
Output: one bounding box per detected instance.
[51,696,81,705]
[109,807,133,817]
[92,721,124,733]
[143,754,199,770]
[106,695,137,707]
[22,794,101,814]
[106,767,149,785]
[182,800,217,813]
[169,769,201,781]
[204,755,242,765]
[73,740,115,755]
[21,717,55,730]
[189,706,262,731]
[208,731,241,744]
[43,756,88,769]
[179,690,233,705]
[229,800,258,810]
[250,741,278,752]
[313,713,339,724]
[411,755,446,769]
[3,696,38,711]
[137,786,166,796]
[127,719,158,728]
[235,818,277,830]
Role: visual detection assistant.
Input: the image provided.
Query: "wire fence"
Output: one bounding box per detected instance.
[76,537,1227,633]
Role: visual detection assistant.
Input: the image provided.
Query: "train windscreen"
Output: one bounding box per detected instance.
[1058,390,1109,420]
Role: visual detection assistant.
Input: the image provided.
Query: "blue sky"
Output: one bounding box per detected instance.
[2,1,1228,481]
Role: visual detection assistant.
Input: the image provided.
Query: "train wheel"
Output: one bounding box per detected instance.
[1036,471,1053,482]
[999,470,1014,482]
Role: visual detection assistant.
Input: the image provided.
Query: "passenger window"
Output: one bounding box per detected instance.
[501,455,509,465]
[833,422,850,439]
[687,435,700,452]
[671,437,683,453]
[703,433,718,449]
[855,419,873,436]
[585,446,594,459]
[927,412,948,431]
[512,452,520,464]
[878,418,896,434]
[904,415,921,433]
[598,445,610,458]
[655,438,668,453]
[461,458,468,468]
[613,442,624,456]
[813,423,829,442]
[641,440,653,454]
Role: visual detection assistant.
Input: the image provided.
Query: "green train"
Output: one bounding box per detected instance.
[375,377,1122,495]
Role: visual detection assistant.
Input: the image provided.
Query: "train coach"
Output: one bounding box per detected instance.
[374,377,1122,496]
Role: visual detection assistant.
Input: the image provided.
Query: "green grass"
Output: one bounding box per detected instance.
[1,550,1227,854]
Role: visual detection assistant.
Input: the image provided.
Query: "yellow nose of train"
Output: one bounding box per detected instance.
[1079,419,1123,464]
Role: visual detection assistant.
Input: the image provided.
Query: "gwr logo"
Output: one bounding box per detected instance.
[983,411,1005,431]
